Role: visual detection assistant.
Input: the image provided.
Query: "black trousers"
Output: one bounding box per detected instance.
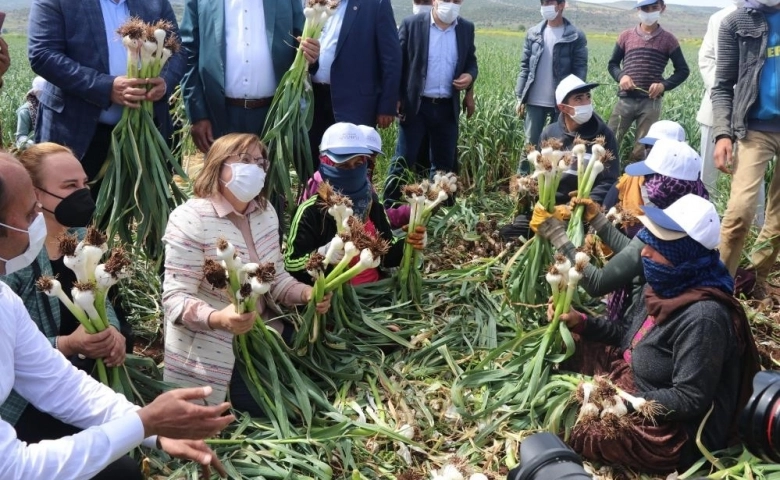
[81,123,115,203]
[15,403,143,480]
[308,83,336,171]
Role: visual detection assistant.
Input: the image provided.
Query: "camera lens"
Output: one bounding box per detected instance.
[507,432,592,480]
[740,371,780,462]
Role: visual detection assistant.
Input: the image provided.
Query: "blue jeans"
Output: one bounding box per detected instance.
[518,105,558,174]
[383,98,459,206]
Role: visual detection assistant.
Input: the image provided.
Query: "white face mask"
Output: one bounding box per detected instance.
[564,104,593,125]
[541,5,559,21]
[0,213,47,275]
[223,163,266,203]
[413,4,433,14]
[435,2,460,24]
[638,10,661,25]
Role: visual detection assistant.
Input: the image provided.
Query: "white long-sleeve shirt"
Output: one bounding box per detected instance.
[0,282,153,480]
[696,5,737,126]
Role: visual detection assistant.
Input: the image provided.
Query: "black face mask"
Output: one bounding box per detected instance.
[39,187,96,228]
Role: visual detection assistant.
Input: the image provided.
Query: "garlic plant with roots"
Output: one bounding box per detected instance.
[203,239,279,408]
[398,173,458,304]
[298,216,390,352]
[95,18,187,260]
[260,0,342,216]
[567,136,613,247]
[505,139,570,307]
[518,251,588,408]
[38,229,136,390]
[576,382,600,424]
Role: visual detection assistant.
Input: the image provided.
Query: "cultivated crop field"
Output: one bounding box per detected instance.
[3,31,780,480]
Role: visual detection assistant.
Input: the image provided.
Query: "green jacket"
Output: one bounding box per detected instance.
[0,227,120,425]
[180,0,304,134]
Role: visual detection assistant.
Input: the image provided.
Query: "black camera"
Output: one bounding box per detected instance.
[740,371,780,462]
[506,432,592,480]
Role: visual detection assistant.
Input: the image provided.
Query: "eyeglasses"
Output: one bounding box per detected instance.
[224,152,269,169]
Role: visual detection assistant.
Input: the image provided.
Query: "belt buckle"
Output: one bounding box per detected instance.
[243,98,251,109]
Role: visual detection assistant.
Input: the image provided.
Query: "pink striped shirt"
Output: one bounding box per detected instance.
[162,195,308,404]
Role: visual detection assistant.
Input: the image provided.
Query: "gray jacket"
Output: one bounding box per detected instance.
[514,18,588,103]
[711,7,769,140]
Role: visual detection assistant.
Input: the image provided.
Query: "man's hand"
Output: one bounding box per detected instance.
[376,115,395,129]
[298,37,320,64]
[714,137,734,174]
[462,90,475,119]
[103,328,127,368]
[452,73,473,91]
[210,304,256,335]
[515,102,525,117]
[618,75,635,91]
[144,77,167,102]
[0,37,10,82]
[191,119,215,153]
[62,325,114,359]
[159,438,227,479]
[137,386,234,439]
[647,82,665,99]
[111,76,148,108]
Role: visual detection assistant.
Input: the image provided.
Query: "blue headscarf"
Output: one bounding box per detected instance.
[319,161,372,220]
[636,228,734,298]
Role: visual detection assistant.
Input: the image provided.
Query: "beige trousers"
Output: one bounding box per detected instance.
[719,130,780,281]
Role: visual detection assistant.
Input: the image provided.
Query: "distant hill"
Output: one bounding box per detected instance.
[3,0,718,38]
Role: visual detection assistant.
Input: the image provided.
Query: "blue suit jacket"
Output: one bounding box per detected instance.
[180,0,304,136]
[398,13,478,121]
[28,0,186,159]
[313,0,402,126]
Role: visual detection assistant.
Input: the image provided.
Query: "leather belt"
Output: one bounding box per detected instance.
[225,96,273,109]
[421,96,452,104]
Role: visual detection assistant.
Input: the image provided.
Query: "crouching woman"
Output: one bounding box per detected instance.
[553,194,759,473]
[162,133,330,417]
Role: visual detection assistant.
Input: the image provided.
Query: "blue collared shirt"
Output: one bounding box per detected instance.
[98,0,130,125]
[312,0,349,85]
[422,13,458,99]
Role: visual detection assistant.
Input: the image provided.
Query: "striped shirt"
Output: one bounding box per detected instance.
[162,196,308,404]
[608,26,689,97]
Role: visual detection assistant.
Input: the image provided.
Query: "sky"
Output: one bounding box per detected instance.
[576,0,733,6]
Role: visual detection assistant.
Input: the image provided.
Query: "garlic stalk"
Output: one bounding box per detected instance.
[72,283,104,329]
[36,276,92,332]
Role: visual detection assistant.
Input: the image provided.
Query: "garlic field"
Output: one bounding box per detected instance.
[3,31,780,480]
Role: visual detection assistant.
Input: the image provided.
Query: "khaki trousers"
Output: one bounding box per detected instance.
[719,130,780,280]
[607,96,663,162]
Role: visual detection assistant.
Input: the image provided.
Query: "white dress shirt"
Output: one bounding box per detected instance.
[422,14,458,99]
[224,0,278,98]
[0,283,154,480]
[312,0,349,85]
[97,0,130,125]
[696,5,737,126]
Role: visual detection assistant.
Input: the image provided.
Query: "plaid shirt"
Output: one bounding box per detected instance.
[0,228,120,426]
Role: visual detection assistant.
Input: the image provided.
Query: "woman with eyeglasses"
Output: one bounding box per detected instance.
[285,122,424,285]
[162,133,331,417]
